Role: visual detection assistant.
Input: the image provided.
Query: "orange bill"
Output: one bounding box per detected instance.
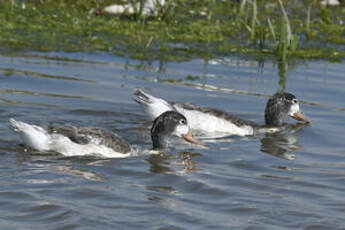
[291,110,311,123]
[182,130,205,147]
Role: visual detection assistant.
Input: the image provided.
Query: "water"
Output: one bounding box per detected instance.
[0,51,344,229]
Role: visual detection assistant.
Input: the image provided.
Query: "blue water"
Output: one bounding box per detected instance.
[0,51,344,229]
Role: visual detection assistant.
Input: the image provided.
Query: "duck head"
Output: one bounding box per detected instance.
[265,92,310,126]
[151,111,203,149]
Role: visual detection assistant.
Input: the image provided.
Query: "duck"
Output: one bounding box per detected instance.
[10,111,202,158]
[133,89,310,137]
[104,0,166,17]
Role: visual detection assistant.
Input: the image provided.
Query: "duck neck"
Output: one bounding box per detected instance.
[151,133,168,150]
[265,111,284,126]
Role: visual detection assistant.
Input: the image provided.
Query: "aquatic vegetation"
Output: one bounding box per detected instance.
[0,0,344,62]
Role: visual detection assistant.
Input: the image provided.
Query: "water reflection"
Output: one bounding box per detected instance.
[52,165,107,181]
[124,56,167,74]
[146,154,173,173]
[276,59,299,90]
[260,123,310,160]
[178,152,201,174]
[11,149,107,181]
[278,61,288,90]
[146,152,202,175]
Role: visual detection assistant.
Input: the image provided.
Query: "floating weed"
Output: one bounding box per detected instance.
[0,0,344,62]
[277,19,289,63]
[241,0,258,42]
[257,23,266,50]
[276,0,299,62]
[306,4,312,39]
[320,4,333,25]
[186,75,200,81]
[239,0,247,14]
[267,18,276,45]
[250,0,257,42]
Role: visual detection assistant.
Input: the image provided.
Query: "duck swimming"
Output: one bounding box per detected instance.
[133,89,310,137]
[10,111,202,158]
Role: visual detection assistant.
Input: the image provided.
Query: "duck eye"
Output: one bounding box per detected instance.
[292,99,297,104]
[179,119,186,125]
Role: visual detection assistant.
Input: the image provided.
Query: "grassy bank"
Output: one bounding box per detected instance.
[0,0,344,62]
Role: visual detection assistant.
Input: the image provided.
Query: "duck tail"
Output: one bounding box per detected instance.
[132,89,174,120]
[133,89,156,105]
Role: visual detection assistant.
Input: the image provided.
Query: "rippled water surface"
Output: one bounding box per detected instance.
[0,51,344,229]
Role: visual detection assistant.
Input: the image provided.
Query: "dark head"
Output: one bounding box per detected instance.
[151,111,203,150]
[265,92,310,126]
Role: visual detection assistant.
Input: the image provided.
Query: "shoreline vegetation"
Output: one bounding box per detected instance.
[0,0,344,62]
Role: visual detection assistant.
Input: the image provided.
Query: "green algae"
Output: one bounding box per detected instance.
[0,0,344,62]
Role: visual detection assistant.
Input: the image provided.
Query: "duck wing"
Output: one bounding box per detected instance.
[172,102,257,127]
[48,126,132,154]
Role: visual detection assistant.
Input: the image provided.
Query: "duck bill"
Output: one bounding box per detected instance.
[182,130,205,146]
[291,110,311,123]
